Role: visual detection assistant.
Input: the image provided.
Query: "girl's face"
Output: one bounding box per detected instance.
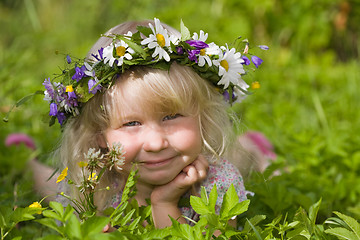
[102,83,202,187]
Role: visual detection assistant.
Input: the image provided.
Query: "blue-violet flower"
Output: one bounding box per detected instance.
[251,55,263,68]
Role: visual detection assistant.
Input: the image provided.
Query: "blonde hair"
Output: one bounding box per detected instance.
[57,20,248,211]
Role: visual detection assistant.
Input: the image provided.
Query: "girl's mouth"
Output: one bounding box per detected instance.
[138,157,174,168]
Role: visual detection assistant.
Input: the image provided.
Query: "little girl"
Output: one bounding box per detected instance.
[38,18,267,228]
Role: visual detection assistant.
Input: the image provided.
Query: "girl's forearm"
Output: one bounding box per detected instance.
[151,202,187,228]
[28,159,58,201]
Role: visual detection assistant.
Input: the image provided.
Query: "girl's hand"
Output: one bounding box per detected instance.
[150,155,208,228]
[151,154,208,205]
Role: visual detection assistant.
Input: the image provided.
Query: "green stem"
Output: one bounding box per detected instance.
[90,71,115,91]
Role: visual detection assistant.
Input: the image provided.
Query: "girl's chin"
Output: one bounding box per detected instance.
[137,172,179,186]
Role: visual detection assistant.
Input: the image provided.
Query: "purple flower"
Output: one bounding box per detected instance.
[176,46,184,55]
[49,103,58,116]
[65,98,78,108]
[258,45,269,50]
[222,90,235,102]
[251,55,263,68]
[65,85,77,99]
[241,56,251,65]
[67,91,77,99]
[66,55,72,64]
[186,40,209,49]
[43,78,55,99]
[92,48,104,61]
[56,112,66,125]
[72,65,86,82]
[88,79,102,94]
[187,50,199,62]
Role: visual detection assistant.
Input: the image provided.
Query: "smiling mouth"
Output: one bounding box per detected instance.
[138,157,174,168]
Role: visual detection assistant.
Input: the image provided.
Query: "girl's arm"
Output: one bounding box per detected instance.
[150,156,208,228]
[28,158,58,201]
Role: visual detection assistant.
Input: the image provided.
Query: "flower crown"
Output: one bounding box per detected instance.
[43,18,268,126]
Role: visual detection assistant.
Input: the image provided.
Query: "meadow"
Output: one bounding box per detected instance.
[1,0,360,239]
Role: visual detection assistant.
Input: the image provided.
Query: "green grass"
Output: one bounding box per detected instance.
[1,0,360,239]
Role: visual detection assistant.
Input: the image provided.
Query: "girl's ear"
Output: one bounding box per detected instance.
[97,133,107,148]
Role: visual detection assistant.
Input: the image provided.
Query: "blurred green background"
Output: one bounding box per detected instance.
[1,0,360,224]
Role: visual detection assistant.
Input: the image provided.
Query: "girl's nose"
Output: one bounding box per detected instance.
[142,125,169,152]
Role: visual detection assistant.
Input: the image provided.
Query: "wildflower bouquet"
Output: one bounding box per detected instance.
[56,142,126,219]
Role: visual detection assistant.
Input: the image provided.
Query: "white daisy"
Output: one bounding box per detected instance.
[192,30,208,42]
[140,18,171,61]
[213,46,245,89]
[103,40,134,67]
[169,34,179,45]
[191,30,221,67]
[198,42,221,67]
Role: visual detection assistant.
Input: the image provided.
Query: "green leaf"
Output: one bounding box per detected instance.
[120,209,136,226]
[118,35,147,59]
[81,215,109,237]
[228,200,250,218]
[246,218,263,240]
[309,199,322,226]
[63,204,75,222]
[200,186,209,205]
[220,184,239,219]
[11,207,35,223]
[180,19,191,41]
[243,215,266,232]
[208,184,218,213]
[65,214,82,239]
[325,227,358,240]
[136,25,152,37]
[111,201,128,224]
[128,216,141,231]
[34,234,64,240]
[35,218,63,235]
[42,210,63,222]
[11,237,22,240]
[333,211,360,239]
[49,201,65,219]
[204,213,220,228]
[190,195,210,215]
[287,227,309,240]
[0,211,6,228]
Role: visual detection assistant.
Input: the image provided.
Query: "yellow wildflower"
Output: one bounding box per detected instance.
[88,172,98,181]
[77,161,88,168]
[65,85,74,93]
[29,201,42,214]
[251,81,261,90]
[56,167,68,183]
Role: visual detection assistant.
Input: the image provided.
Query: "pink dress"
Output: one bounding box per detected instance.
[110,158,247,222]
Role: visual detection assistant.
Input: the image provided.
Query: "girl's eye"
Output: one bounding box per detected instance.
[122,121,141,127]
[163,113,182,121]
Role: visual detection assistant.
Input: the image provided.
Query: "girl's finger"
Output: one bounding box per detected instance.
[191,155,208,180]
[181,165,198,185]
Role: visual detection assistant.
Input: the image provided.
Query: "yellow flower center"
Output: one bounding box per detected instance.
[156,33,166,47]
[116,46,126,57]
[65,85,74,93]
[220,60,229,72]
[200,49,206,56]
[251,81,261,89]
